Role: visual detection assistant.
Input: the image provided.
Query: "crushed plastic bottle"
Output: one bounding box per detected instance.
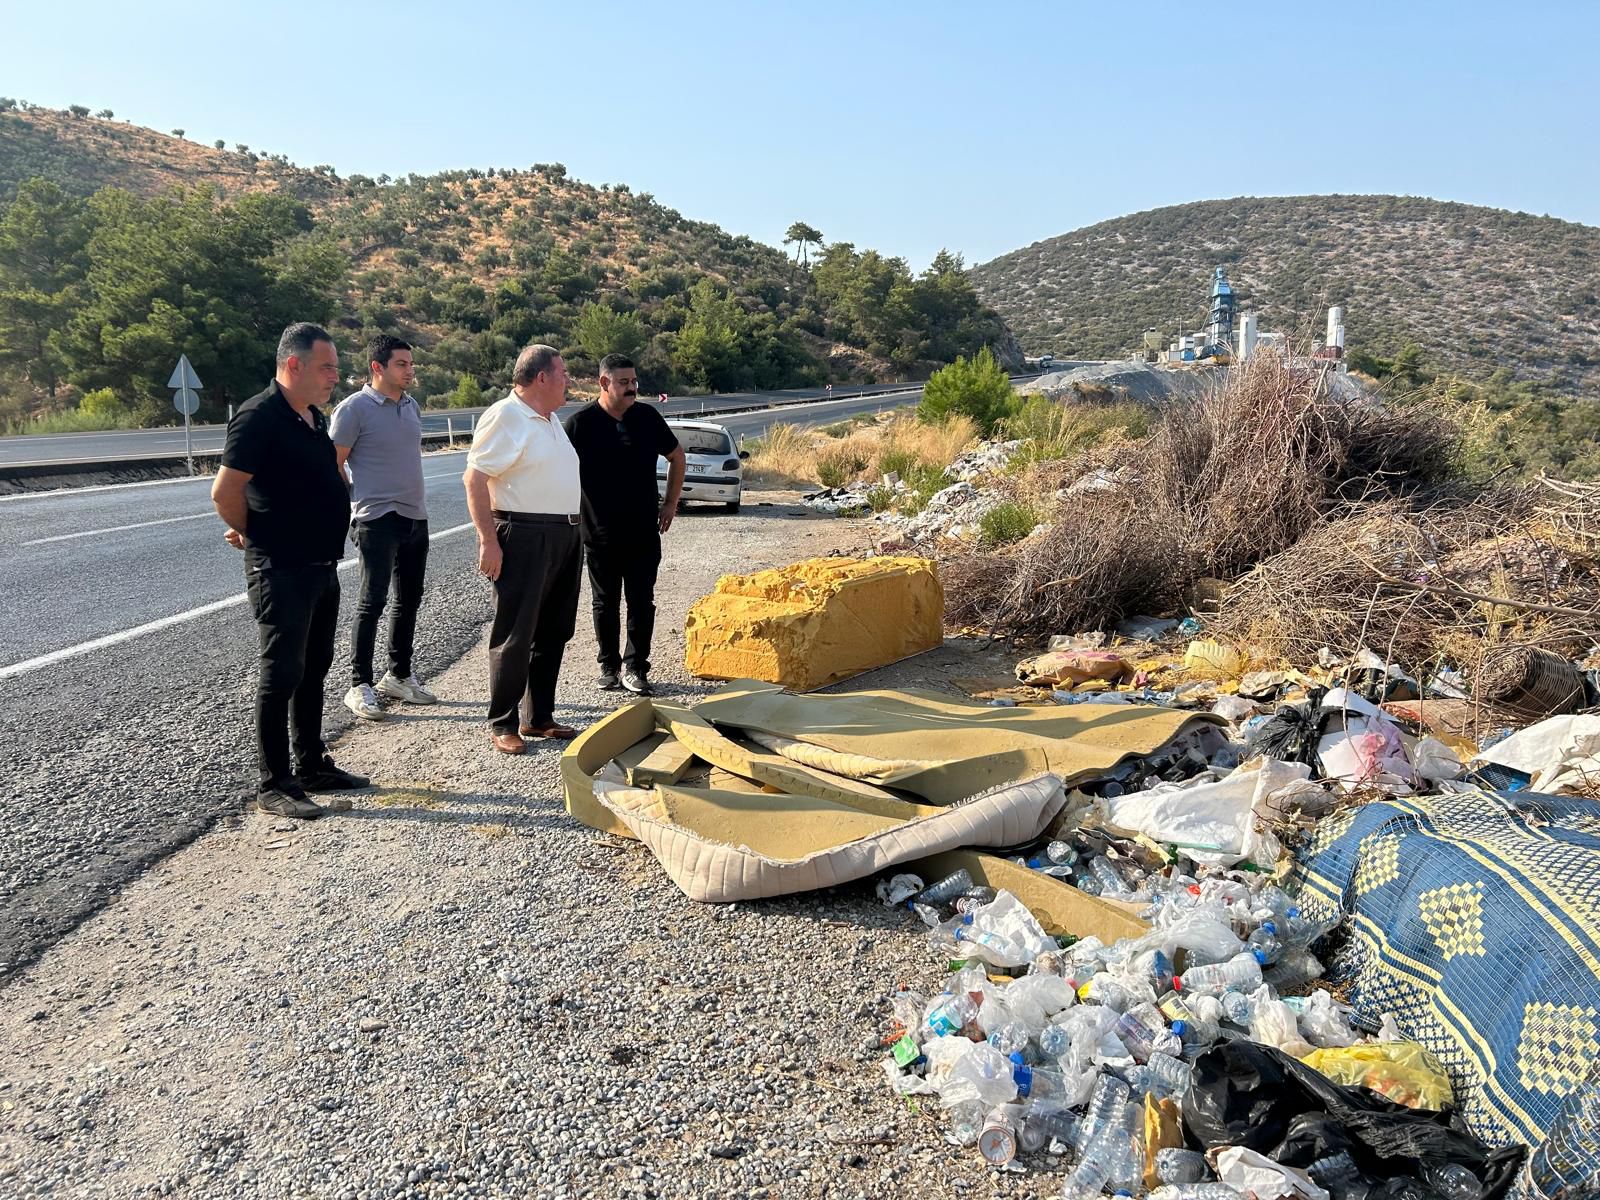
[1114,1004,1183,1062]
[1246,920,1284,964]
[1150,1185,1243,1200]
[1078,973,1136,1012]
[1021,1106,1079,1153]
[1174,950,1265,996]
[1010,1052,1072,1100]
[916,869,974,907]
[1154,1147,1210,1184]
[1039,1022,1072,1059]
[1088,855,1136,898]
[1138,1050,1193,1095]
[1421,1162,1483,1200]
[924,990,979,1037]
[1075,1075,1131,1150]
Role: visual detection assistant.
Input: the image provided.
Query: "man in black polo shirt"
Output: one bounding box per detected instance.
[211,322,369,819]
[563,354,685,695]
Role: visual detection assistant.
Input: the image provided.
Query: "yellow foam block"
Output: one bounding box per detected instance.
[684,556,942,690]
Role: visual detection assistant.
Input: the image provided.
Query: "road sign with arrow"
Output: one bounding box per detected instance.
[167,355,204,473]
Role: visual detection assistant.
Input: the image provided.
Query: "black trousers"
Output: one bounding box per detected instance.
[245,558,339,791]
[486,515,582,734]
[586,530,662,675]
[350,512,429,686]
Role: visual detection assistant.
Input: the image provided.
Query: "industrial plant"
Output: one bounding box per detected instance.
[1141,267,1347,371]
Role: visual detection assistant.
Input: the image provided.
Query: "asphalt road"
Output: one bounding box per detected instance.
[0,381,927,467]
[0,388,919,976]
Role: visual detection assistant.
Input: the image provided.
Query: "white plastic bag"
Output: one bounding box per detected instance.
[937,1041,1018,1109]
[1106,759,1307,868]
[1299,988,1357,1048]
[1213,1146,1330,1200]
[958,890,1057,968]
[1247,985,1315,1058]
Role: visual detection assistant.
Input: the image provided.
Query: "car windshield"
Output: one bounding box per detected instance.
[674,428,734,456]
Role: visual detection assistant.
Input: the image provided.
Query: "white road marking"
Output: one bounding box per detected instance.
[0,522,475,682]
[23,512,216,545]
[0,475,214,504]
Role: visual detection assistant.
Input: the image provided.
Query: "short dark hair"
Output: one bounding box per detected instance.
[276,322,333,367]
[598,353,635,376]
[512,344,561,387]
[368,335,412,371]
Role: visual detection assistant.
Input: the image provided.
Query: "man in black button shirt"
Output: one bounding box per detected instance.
[563,354,685,695]
[211,322,370,819]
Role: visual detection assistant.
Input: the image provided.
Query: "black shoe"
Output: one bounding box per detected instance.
[621,668,652,696]
[257,784,326,820]
[597,669,622,691]
[297,756,370,791]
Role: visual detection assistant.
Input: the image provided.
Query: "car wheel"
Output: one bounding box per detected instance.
[724,500,740,513]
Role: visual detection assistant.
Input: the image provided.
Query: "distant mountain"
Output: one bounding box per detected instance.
[970,195,1600,390]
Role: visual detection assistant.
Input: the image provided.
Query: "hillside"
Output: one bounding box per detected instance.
[971,195,1600,391]
[0,102,1016,424]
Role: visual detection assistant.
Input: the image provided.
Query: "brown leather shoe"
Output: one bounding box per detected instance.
[519,722,578,740]
[491,731,526,755]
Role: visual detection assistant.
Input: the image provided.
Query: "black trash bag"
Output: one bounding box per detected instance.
[1246,694,1326,768]
[1183,1042,1525,1199]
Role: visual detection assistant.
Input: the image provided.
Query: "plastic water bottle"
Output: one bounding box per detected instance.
[1154,1147,1209,1184]
[924,991,978,1037]
[1020,1105,1079,1152]
[1420,1163,1483,1200]
[1039,1022,1072,1058]
[1028,853,1075,879]
[916,869,973,907]
[1063,1119,1138,1199]
[1075,1075,1131,1150]
[1307,1151,1362,1190]
[1089,856,1135,897]
[1159,993,1218,1047]
[1175,951,1265,996]
[988,1023,1031,1056]
[946,1098,984,1147]
[1285,911,1341,947]
[1150,1185,1243,1200]
[1247,920,1284,965]
[1076,876,1106,897]
[1079,973,1135,1012]
[1263,946,1323,990]
[1010,1052,1071,1100]
[1141,1050,1193,1095]
[1115,1009,1183,1062]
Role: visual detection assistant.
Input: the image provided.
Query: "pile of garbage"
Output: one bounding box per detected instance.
[802,438,1024,550]
[871,843,1522,1196]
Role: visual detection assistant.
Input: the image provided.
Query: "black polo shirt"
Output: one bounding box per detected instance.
[222,382,351,564]
[563,401,679,541]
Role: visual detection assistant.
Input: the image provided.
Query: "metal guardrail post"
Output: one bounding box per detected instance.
[447,416,454,446]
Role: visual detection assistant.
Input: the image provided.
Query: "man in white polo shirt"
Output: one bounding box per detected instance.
[462,344,584,755]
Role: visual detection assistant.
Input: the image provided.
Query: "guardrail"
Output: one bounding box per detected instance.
[0,385,934,485]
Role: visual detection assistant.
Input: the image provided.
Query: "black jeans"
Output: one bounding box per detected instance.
[350,512,429,686]
[586,530,661,675]
[486,515,582,734]
[245,557,339,791]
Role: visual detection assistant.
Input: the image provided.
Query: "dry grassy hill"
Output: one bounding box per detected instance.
[0,103,1012,415]
[971,195,1600,390]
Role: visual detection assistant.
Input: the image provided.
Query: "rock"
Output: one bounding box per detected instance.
[357,1017,388,1034]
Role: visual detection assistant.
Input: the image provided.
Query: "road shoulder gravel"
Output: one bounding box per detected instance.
[0,493,1059,1200]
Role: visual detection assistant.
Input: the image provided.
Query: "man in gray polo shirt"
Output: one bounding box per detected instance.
[330,335,437,719]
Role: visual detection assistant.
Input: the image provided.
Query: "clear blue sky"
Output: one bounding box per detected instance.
[5,0,1595,268]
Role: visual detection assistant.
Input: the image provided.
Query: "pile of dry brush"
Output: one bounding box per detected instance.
[942,352,1600,678]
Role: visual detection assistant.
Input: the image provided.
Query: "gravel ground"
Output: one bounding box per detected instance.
[0,493,1069,1200]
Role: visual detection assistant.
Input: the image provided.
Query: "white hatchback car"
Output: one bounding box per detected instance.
[658,420,747,513]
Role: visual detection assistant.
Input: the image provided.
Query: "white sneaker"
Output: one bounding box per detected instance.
[377,671,437,705]
[344,683,385,721]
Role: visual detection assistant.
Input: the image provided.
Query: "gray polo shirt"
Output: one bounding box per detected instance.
[329,385,427,522]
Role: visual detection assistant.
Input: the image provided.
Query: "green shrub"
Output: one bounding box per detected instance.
[918,347,1017,434]
[897,462,951,515]
[448,374,485,408]
[978,501,1039,547]
[1004,395,1155,465]
[79,388,121,420]
[877,448,919,479]
[816,444,870,488]
[865,485,896,512]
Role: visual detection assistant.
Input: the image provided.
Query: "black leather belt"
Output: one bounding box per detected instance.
[493,510,580,525]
